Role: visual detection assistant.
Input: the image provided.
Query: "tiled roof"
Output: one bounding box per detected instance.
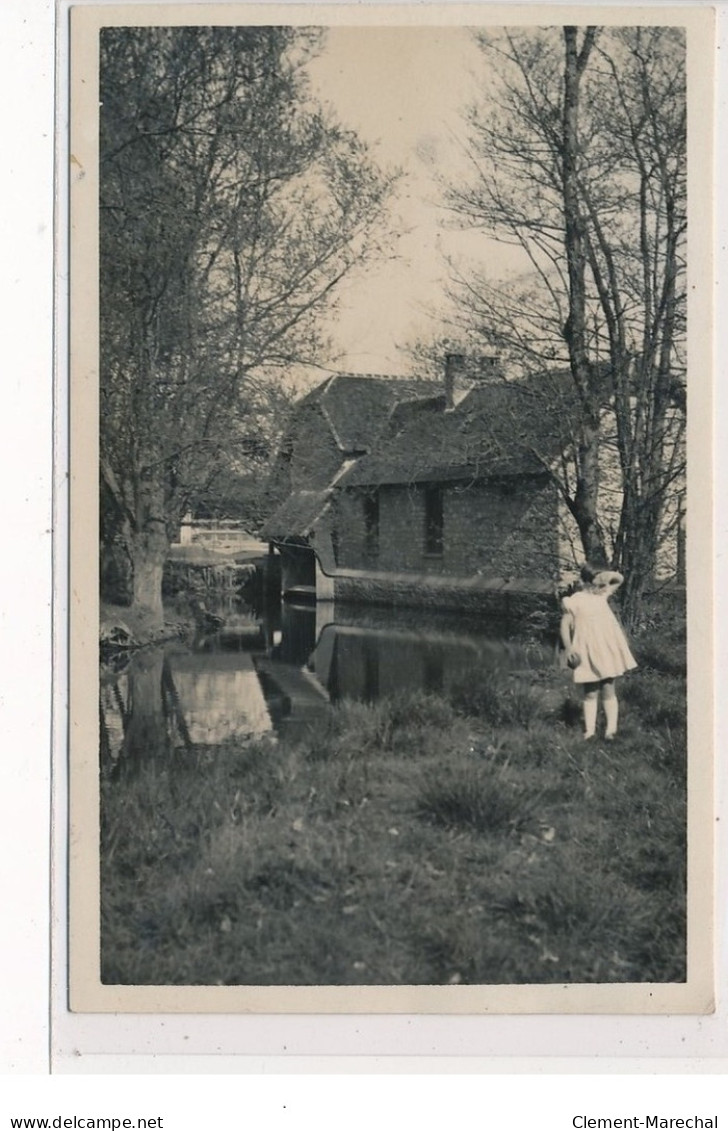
[303,373,439,453]
[260,489,333,541]
[341,371,579,487]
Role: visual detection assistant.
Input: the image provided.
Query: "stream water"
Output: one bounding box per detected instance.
[99,597,551,764]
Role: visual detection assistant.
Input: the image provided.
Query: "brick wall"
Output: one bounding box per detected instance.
[332,573,555,619]
[332,476,560,580]
[333,485,426,572]
[446,477,560,579]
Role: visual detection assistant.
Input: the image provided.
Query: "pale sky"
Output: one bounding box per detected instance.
[307,25,518,377]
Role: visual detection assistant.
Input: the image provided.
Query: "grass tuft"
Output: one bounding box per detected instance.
[620,670,687,731]
[416,763,551,837]
[450,671,544,727]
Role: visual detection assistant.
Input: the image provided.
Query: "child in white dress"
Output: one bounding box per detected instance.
[559,564,637,740]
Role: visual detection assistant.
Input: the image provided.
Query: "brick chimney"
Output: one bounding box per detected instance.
[444,353,501,410]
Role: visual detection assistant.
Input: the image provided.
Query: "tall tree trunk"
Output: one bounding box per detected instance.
[619,484,668,628]
[131,476,168,626]
[676,493,686,585]
[619,569,646,630]
[562,27,606,567]
[131,528,167,626]
[572,416,607,564]
[618,498,650,627]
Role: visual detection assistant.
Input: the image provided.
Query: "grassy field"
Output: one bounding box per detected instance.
[100,619,687,987]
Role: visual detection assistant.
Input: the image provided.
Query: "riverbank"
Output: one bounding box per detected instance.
[101,638,687,987]
[100,600,193,650]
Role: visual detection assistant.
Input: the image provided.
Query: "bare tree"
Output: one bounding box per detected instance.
[585,28,686,615]
[445,25,686,619]
[100,26,397,624]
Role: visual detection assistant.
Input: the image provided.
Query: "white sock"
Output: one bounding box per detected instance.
[604,698,619,737]
[583,697,598,737]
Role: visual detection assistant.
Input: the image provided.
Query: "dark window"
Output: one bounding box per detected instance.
[424,486,444,556]
[363,491,379,556]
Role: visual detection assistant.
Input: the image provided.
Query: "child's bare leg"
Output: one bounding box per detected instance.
[583,682,599,738]
[602,678,618,738]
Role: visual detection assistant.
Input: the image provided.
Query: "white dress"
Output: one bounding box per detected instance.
[561,588,637,684]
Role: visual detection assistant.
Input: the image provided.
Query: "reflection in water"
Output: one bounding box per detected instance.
[100,649,171,769]
[274,602,317,665]
[100,597,549,764]
[307,603,545,706]
[100,643,273,770]
[167,652,271,744]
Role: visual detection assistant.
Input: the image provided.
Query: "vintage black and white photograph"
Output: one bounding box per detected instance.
[70,4,714,1010]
